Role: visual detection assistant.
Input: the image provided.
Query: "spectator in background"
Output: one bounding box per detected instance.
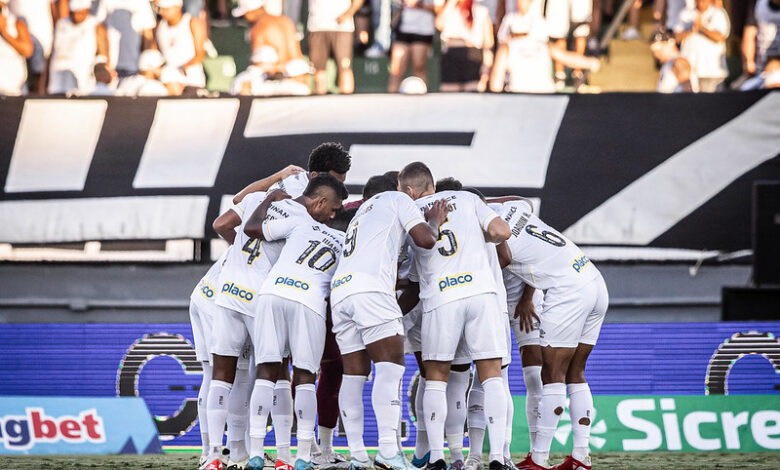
[650,28,699,92]
[230,0,310,95]
[308,0,364,94]
[83,58,117,95]
[156,0,207,88]
[675,0,729,92]
[741,54,780,88]
[436,0,494,92]
[0,0,33,96]
[490,0,599,93]
[48,0,108,94]
[545,0,591,90]
[751,0,780,76]
[92,0,156,79]
[8,0,54,94]
[364,0,391,57]
[160,64,188,94]
[388,0,438,92]
[116,48,169,95]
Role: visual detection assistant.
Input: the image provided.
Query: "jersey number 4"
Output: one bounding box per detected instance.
[297,240,338,272]
[242,238,262,265]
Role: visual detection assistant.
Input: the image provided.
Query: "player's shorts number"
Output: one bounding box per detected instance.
[525,225,566,247]
[297,240,338,272]
[343,225,357,258]
[242,238,263,265]
[438,229,458,257]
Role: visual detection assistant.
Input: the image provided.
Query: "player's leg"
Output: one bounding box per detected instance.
[273,359,294,466]
[464,367,485,470]
[445,362,470,467]
[199,360,213,463]
[520,345,543,451]
[189,300,212,463]
[227,358,253,466]
[314,310,345,468]
[501,365,513,464]
[412,352,430,468]
[388,41,410,92]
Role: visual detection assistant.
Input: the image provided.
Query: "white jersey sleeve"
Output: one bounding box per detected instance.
[271,173,309,198]
[411,191,500,311]
[331,192,426,304]
[260,199,344,316]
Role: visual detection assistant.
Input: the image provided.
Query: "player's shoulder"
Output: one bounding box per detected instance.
[268,197,302,219]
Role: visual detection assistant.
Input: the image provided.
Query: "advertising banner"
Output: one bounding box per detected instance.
[509,395,780,453]
[0,396,161,455]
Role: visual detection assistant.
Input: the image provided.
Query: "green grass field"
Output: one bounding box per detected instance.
[2,452,780,470]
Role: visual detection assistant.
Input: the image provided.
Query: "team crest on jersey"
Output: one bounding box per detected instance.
[331,274,352,290]
[275,276,310,291]
[571,254,591,273]
[221,282,255,302]
[438,273,473,292]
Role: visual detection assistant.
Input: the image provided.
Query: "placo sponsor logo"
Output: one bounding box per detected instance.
[571,254,591,273]
[438,273,473,292]
[331,274,352,290]
[199,280,215,299]
[221,282,255,302]
[274,276,310,291]
[0,408,106,451]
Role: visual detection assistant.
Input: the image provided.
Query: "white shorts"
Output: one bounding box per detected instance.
[211,307,253,369]
[422,293,508,362]
[546,0,592,39]
[254,295,326,373]
[333,293,405,355]
[403,304,423,354]
[539,274,609,348]
[507,285,544,348]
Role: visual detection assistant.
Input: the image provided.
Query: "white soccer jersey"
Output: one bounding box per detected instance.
[259,199,345,316]
[271,172,309,198]
[330,191,426,305]
[215,191,283,316]
[411,191,501,312]
[499,199,599,290]
[190,247,230,305]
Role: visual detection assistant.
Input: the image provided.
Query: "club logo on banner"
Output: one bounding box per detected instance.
[0,397,161,455]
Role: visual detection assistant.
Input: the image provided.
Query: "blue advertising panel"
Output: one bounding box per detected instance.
[0,322,778,448]
[0,396,161,454]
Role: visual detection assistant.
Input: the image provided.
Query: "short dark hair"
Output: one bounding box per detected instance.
[308,142,352,175]
[436,177,462,193]
[363,175,397,200]
[304,173,349,200]
[463,187,486,202]
[398,162,434,193]
[383,170,400,185]
[328,207,358,232]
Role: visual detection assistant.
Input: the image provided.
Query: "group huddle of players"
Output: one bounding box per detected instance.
[189,143,609,470]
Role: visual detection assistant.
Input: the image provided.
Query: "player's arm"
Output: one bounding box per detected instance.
[486,196,535,212]
[496,241,511,269]
[397,281,421,315]
[485,217,511,243]
[515,284,539,333]
[409,199,450,249]
[243,190,291,239]
[232,165,304,204]
[213,208,242,244]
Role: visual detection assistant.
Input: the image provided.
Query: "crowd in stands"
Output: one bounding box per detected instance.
[0,0,777,97]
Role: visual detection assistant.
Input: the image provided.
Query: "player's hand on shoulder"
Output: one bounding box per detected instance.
[278,165,305,180]
[424,199,451,227]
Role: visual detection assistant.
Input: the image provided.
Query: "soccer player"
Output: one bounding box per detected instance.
[242,174,348,470]
[203,165,305,470]
[501,199,609,470]
[397,163,512,470]
[329,179,449,470]
[266,142,352,198]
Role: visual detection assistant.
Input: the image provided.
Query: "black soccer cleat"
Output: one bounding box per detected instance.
[488,461,504,470]
[428,459,447,470]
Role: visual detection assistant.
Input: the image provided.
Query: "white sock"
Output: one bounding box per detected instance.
[445,370,469,463]
[466,370,485,462]
[198,362,212,457]
[206,380,232,456]
[295,384,317,462]
[568,383,593,462]
[414,377,429,460]
[318,426,335,455]
[532,383,567,466]
[482,376,507,463]
[249,379,274,458]
[339,375,369,462]
[273,380,294,463]
[228,368,252,461]
[502,368,513,461]
[423,380,448,463]
[373,362,405,458]
[522,366,542,451]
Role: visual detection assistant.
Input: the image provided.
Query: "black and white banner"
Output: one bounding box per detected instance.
[0,92,778,251]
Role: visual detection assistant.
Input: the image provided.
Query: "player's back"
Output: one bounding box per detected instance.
[412,190,499,311]
[331,191,424,304]
[500,199,598,290]
[260,199,344,316]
